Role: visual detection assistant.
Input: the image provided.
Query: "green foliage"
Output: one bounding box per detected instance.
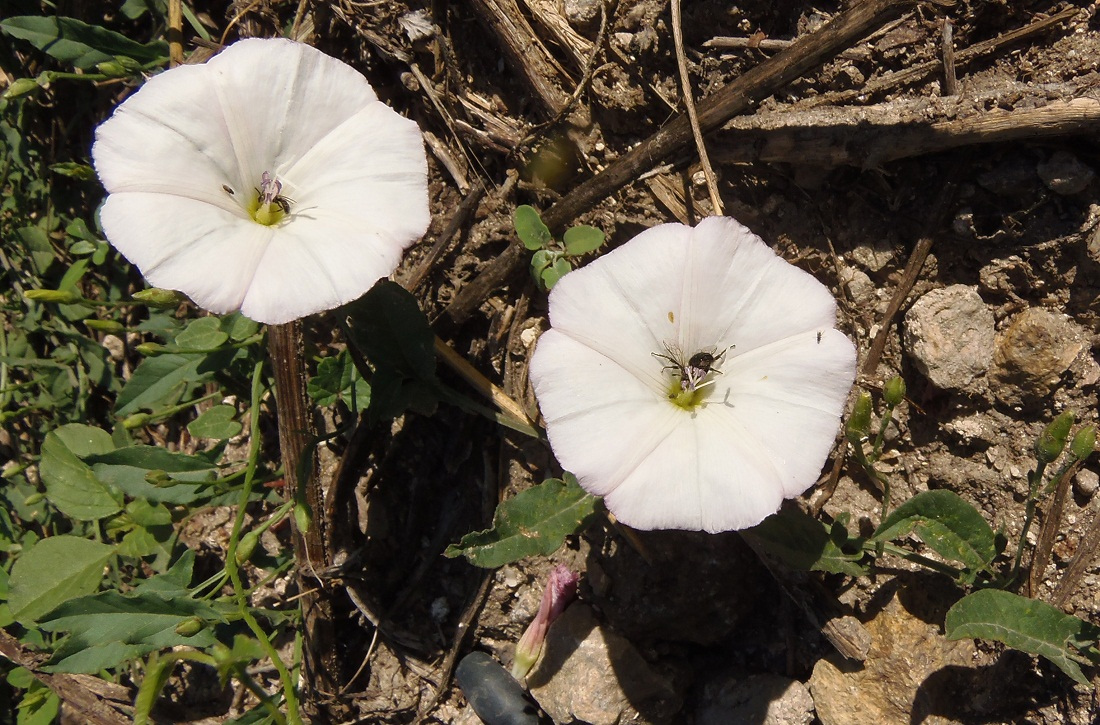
[340,280,438,423]
[445,474,600,568]
[307,350,371,410]
[747,509,868,577]
[1,16,168,70]
[7,536,116,624]
[513,205,606,290]
[871,490,996,584]
[946,589,1100,685]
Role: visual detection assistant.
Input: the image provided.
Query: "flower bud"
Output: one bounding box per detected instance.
[24,289,82,305]
[1035,411,1075,464]
[95,60,129,77]
[235,531,260,566]
[85,319,125,334]
[3,78,40,100]
[174,617,205,637]
[135,343,165,357]
[122,413,152,429]
[845,392,873,444]
[1069,425,1096,462]
[144,470,171,485]
[23,493,45,507]
[132,288,186,308]
[511,565,579,681]
[883,375,906,407]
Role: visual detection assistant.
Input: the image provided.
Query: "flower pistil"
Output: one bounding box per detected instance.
[249,171,293,226]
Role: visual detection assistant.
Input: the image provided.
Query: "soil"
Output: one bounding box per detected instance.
[91,0,1100,722]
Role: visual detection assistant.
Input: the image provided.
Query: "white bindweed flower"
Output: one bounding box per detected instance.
[529,217,857,533]
[92,38,429,325]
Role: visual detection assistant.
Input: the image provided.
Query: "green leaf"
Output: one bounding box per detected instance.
[175,316,228,351]
[307,352,371,409]
[187,404,242,439]
[514,205,552,250]
[1,16,168,69]
[341,281,437,422]
[945,589,1100,685]
[562,225,605,256]
[445,474,600,568]
[7,535,116,624]
[50,162,96,180]
[746,508,868,577]
[115,349,234,416]
[530,249,554,286]
[541,256,572,290]
[872,490,996,582]
[39,425,122,521]
[15,225,55,275]
[40,590,223,673]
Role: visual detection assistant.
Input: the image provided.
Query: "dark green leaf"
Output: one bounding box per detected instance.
[746,508,868,577]
[541,256,572,290]
[945,589,1100,685]
[8,535,116,624]
[872,490,995,582]
[15,226,55,275]
[307,352,370,409]
[40,591,224,673]
[514,205,552,250]
[562,225,605,256]
[175,317,228,351]
[445,474,599,568]
[187,404,242,440]
[1,16,168,69]
[40,425,122,521]
[115,349,234,416]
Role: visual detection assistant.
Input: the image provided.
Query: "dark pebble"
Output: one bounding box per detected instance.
[455,651,543,725]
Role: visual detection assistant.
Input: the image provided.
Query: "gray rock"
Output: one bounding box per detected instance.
[1037,150,1095,195]
[563,0,601,33]
[697,673,814,725]
[903,286,995,391]
[527,604,680,724]
[1074,468,1099,499]
[991,307,1086,407]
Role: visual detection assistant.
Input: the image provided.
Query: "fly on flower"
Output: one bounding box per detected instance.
[653,344,729,394]
[257,171,293,214]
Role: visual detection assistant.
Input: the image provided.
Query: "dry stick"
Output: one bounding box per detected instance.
[167,0,183,66]
[796,6,1082,110]
[406,183,487,292]
[267,322,338,695]
[711,98,1100,168]
[941,17,957,96]
[0,630,131,725]
[1028,461,1078,598]
[440,0,916,329]
[1050,502,1100,608]
[671,0,723,215]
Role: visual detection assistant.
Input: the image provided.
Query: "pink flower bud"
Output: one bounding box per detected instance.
[511,565,579,681]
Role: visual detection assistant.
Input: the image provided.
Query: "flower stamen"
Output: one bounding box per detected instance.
[654,344,729,409]
[250,171,293,226]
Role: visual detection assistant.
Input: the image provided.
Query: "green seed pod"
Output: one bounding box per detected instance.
[883,376,906,407]
[846,392,873,443]
[1069,425,1096,462]
[1035,411,1075,464]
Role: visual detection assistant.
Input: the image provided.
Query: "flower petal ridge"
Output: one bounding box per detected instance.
[529,217,857,533]
[92,37,430,324]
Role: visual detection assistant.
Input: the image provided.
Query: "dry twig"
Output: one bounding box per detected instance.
[671,0,723,214]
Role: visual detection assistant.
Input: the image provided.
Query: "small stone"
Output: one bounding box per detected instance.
[809,587,977,725]
[563,0,601,33]
[697,673,814,725]
[1037,150,1095,195]
[455,652,541,725]
[101,334,125,362]
[849,242,894,273]
[943,413,990,447]
[991,308,1086,407]
[903,285,995,391]
[527,604,680,724]
[838,265,874,304]
[1074,469,1099,499]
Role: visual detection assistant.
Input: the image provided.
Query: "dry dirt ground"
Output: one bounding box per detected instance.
[155,0,1100,722]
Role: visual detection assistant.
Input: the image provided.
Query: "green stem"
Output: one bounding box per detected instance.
[1011,460,1048,583]
[224,362,300,725]
[874,542,965,580]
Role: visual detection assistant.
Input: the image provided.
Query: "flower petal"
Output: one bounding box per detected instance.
[100,192,272,314]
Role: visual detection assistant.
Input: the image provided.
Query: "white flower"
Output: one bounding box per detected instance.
[92,38,429,325]
[529,217,857,533]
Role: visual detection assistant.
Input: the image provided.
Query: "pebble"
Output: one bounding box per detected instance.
[455,651,541,725]
[697,673,814,725]
[1074,469,1099,499]
[563,0,602,33]
[1037,150,1095,195]
[991,307,1086,406]
[903,285,995,391]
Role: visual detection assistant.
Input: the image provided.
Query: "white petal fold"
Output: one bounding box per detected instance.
[93,38,429,324]
[530,216,857,533]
